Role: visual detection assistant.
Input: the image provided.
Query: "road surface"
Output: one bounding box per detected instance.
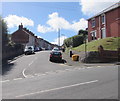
[1,51,118,99]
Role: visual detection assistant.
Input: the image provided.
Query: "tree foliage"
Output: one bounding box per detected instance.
[78,29,88,36]
[64,35,85,48]
[64,29,88,48]
[0,16,9,49]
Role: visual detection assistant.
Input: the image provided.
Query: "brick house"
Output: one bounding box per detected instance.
[88,2,120,42]
[12,23,36,48]
[11,24,58,50]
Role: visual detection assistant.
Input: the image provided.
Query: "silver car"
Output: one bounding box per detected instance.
[24,46,34,55]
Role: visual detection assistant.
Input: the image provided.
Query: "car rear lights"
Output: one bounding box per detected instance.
[50,54,52,57]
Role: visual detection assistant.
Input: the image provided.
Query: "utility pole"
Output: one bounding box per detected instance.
[58,28,60,48]
[84,37,87,63]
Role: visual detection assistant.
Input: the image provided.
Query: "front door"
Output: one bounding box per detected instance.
[101,28,106,38]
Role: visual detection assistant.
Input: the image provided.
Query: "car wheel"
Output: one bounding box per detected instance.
[49,59,52,62]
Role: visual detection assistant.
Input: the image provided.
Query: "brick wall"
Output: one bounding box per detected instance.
[98,45,120,62]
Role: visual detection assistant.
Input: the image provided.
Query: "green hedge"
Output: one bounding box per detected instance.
[64,35,85,48]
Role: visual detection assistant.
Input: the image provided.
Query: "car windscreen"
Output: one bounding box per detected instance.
[28,47,32,49]
[53,49,59,51]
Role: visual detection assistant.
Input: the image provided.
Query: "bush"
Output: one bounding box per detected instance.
[72,35,84,47]
[64,35,85,48]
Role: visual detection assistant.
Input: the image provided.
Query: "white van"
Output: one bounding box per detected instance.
[24,46,34,55]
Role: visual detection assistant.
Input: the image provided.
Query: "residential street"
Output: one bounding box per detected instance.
[2,51,118,99]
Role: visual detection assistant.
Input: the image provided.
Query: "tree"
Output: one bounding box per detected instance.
[63,35,84,48]
[78,29,88,36]
[0,16,9,49]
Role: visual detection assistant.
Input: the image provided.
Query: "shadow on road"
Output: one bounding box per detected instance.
[50,59,67,64]
[1,60,15,75]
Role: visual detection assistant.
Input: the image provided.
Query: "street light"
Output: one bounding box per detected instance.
[61,34,65,45]
[58,28,60,49]
[84,37,87,62]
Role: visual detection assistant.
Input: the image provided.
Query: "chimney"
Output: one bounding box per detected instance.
[18,23,23,30]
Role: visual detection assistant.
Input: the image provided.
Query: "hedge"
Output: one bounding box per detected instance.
[64,35,85,48]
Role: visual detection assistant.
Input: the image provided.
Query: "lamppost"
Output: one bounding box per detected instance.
[61,34,65,44]
[84,37,87,62]
[58,28,60,49]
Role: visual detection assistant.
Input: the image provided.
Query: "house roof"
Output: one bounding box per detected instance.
[87,1,120,20]
[12,24,58,46]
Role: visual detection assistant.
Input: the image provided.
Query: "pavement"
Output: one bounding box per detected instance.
[62,52,118,67]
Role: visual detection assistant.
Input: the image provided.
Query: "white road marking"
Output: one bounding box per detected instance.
[13,78,22,81]
[34,73,44,76]
[35,73,46,76]
[22,68,27,78]
[22,57,37,78]
[34,73,40,76]
[86,67,94,69]
[1,80,10,83]
[78,68,84,70]
[65,69,71,71]
[97,66,101,67]
[29,61,34,66]
[45,71,55,74]
[26,75,34,78]
[59,64,66,66]
[16,80,98,98]
[39,74,46,76]
[45,72,51,74]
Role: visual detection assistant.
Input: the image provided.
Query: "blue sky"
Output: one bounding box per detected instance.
[2,1,119,45]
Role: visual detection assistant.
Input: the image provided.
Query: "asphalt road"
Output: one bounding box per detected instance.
[2,51,71,80]
[2,51,118,99]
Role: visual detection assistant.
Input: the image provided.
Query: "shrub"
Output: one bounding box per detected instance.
[64,35,85,48]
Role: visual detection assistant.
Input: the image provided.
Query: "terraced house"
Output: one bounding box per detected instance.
[12,23,37,48]
[11,24,56,50]
[88,1,120,42]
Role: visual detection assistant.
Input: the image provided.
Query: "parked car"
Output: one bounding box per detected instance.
[24,46,34,55]
[49,51,62,62]
[41,47,45,51]
[39,47,42,51]
[34,47,40,52]
[52,47,59,52]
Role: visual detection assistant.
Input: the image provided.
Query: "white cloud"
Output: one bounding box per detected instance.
[37,24,53,33]
[4,15,34,28]
[72,18,88,32]
[37,35,42,38]
[51,36,67,46]
[47,12,71,31]
[37,12,88,33]
[80,0,120,16]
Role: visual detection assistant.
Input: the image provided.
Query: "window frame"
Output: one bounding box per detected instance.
[101,14,105,24]
[91,18,96,28]
[90,30,97,40]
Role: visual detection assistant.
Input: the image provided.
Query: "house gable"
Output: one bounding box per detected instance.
[12,29,29,44]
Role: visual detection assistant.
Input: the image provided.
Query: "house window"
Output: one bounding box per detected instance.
[92,19,96,28]
[101,14,105,24]
[91,31,97,40]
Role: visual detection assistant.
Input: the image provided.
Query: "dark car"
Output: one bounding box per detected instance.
[49,51,62,62]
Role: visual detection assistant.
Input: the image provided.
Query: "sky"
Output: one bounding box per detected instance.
[2,0,120,45]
